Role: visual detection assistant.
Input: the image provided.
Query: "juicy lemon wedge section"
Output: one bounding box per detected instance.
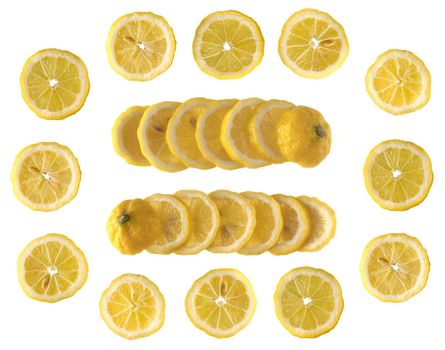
[279,9,349,79]
[174,190,220,255]
[193,10,264,79]
[360,233,430,302]
[11,142,81,211]
[364,139,433,211]
[100,273,165,339]
[137,101,187,172]
[185,269,256,338]
[21,48,90,120]
[106,12,176,81]
[275,267,344,338]
[366,49,431,115]
[112,106,150,166]
[207,190,256,253]
[17,234,88,302]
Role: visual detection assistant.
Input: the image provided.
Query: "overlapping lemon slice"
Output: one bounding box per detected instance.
[100,274,165,339]
[193,11,264,79]
[366,49,431,115]
[360,233,430,302]
[11,142,81,211]
[17,234,88,302]
[364,139,433,211]
[275,267,344,338]
[21,48,90,120]
[106,12,176,81]
[185,269,256,338]
[278,9,349,79]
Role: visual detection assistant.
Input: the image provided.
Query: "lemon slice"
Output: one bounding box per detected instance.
[250,100,294,163]
[145,194,190,254]
[238,192,283,255]
[137,101,187,172]
[275,267,344,338]
[360,233,430,302]
[278,9,349,79]
[174,190,220,255]
[20,48,90,120]
[185,269,256,338]
[100,273,165,339]
[166,98,215,169]
[193,11,264,79]
[364,139,433,211]
[297,196,336,252]
[221,98,270,168]
[196,99,242,170]
[269,195,310,255]
[17,234,88,303]
[365,49,431,115]
[11,142,81,211]
[106,12,176,81]
[112,106,150,166]
[207,190,256,253]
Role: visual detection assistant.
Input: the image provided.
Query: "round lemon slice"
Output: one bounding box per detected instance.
[365,49,431,115]
[11,142,81,211]
[269,195,310,255]
[145,194,190,254]
[250,100,294,163]
[21,48,90,120]
[364,139,433,211]
[112,106,150,166]
[106,12,176,81]
[360,233,430,302]
[207,190,256,253]
[297,196,336,252]
[275,267,344,338]
[174,190,220,255]
[193,11,264,79]
[100,273,165,339]
[17,234,88,303]
[221,98,270,168]
[279,9,349,79]
[166,98,215,169]
[185,269,256,338]
[196,99,242,170]
[137,101,187,172]
[238,192,283,255]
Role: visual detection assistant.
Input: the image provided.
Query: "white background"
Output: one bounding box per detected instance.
[1,0,442,349]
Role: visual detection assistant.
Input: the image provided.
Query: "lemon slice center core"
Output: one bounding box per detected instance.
[302,296,312,306]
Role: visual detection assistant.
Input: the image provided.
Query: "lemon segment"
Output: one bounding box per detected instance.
[363,140,433,211]
[174,190,220,255]
[166,98,215,169]
[196,99,242,170]
[221,98,270,168]
[11,142,81,211]
[360,233,430,302]
[112,106,150,166]
[275,267,344,338]
[269,195,311,255]
[20,48,90,120]
[100,274,165,339]
[145,194,190,254]
[365,49,431,115]
[250,100,294,163]
[298,196,336,252]
[106,12,176,81]
[185,269,256,338]
[279,9,349,79]
[193,11,264,79]
[207,190,256,253]
[17,234,88,303]
[137,101,187,172]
